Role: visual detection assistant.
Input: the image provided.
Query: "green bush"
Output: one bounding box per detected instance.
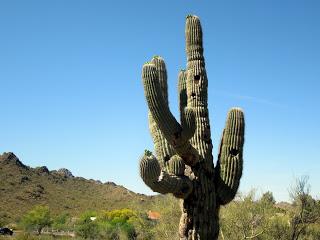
[75,209,144,240]
[150,195,180,240]
[75,211,100,240]
[52,213,70,231]
[20,206,52,235]
[100,209,138,240]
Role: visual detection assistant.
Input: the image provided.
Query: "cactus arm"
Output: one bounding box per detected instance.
[215,108,245,205]
[142,63,199,166]
[139,154,193,198]
[151,56,168,104]
[148,57,175,168]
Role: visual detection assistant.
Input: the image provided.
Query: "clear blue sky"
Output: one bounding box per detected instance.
[1,1,319,202]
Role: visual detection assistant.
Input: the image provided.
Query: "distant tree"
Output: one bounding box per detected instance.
[75,211,100,240]
[289,175,320,240]
[219,190,273,240]
[75,209,152,240]
[20,205,52,234]
[260,191,276,205]
[101,209,138,239]
[52,212,69,231]
[267,214,291,240]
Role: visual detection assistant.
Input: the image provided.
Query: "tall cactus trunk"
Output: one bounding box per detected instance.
[139,15,245,240]
[180,167,219,239]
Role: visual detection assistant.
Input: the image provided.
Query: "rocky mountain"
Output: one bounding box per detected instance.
[0,152,155,224]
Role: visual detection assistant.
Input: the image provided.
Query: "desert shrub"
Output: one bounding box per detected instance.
[100,209,138,240]
[304,223,320,240]
[13,233,74,240]
[13,232,36,240]
[0,212,9,227]
[260,191,276,205]
[288,176,320,240]
[150,195,180,240]
[75,211,100,240]
[267,214,291,240]
[52,213,70,231]
[20,206,52,235]
[219,190,279,240]
[75,209,151,240]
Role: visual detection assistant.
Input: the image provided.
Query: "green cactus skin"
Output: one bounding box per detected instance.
[139,154,193,198]
[148,56,176,169]
[139,15,245,239]
[168,155,185,176]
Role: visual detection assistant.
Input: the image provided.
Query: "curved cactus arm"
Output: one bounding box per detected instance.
[139,153,193,199]
[215,108,245,205]
[148,56,175,168]
[142,63,199,166]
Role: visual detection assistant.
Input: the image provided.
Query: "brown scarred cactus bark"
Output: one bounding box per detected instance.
[139,15,245,240]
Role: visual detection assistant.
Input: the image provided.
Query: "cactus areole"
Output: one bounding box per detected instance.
[140,15,245,240]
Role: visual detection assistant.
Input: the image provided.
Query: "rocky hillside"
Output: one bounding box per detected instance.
[0,152,155,223]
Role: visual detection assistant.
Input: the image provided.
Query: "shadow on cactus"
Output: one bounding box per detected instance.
[139,15,245,239]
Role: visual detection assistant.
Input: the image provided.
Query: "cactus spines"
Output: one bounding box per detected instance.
[215,108,245,204]
[143,62,199,166]
[168,155,185,176]
[147,57,176,169]
[139,153,193,198]
[140,15,245,239]
[139,154,161,183]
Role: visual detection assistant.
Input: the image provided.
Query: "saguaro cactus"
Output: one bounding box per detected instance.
[140,15,245,239]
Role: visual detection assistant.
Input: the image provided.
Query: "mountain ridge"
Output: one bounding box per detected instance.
[0,152,156,224]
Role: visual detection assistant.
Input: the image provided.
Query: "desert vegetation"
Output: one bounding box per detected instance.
[0,177,319,240]
[1,0,319,239]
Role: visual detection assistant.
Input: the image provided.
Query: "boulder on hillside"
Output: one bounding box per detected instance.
[34,166,50,175]
[104,181,116,186]
[0,152,28,169]
[56,168,74,178]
